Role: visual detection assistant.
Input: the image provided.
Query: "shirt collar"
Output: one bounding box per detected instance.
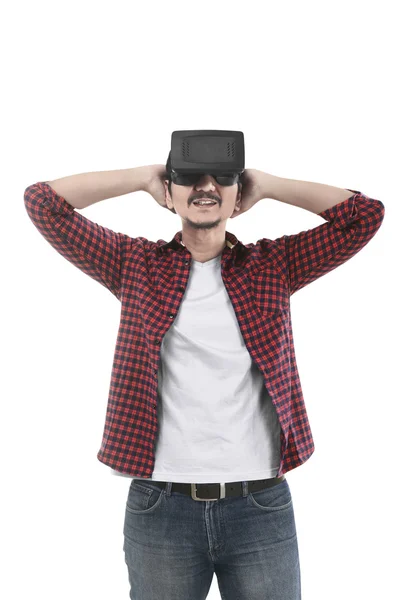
[161,229,238,251]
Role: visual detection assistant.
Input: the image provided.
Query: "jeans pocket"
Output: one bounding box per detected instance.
[248,479,293,512]
[125,480,165,514]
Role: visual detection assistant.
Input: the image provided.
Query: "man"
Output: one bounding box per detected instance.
[24,145,385,599]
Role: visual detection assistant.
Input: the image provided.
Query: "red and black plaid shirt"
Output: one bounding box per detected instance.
[24,182,385,478]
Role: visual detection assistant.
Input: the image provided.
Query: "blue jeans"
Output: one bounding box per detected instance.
[123,476,301,599]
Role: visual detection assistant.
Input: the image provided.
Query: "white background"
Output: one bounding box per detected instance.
[2,0,398,598]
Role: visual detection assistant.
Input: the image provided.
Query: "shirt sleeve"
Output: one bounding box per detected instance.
[24,181,134,301]
[270,189,385,296]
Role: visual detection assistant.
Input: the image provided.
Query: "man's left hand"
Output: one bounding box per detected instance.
[231,169,272,219]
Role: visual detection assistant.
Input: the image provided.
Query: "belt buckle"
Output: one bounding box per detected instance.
[191,482,226,501]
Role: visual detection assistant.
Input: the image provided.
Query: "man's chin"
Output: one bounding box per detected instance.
[185,217,222,230]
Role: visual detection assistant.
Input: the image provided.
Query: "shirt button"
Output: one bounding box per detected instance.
[169,314,174,319]
[179,286,185,291]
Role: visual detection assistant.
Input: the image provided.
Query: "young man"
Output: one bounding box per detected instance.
[24,156,384,599]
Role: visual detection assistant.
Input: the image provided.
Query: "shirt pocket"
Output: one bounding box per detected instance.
[247,267,289,315]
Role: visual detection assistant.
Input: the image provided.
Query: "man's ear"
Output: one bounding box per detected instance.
[237,181,242,202]
[164,180,171,203]
[164,180,176,214]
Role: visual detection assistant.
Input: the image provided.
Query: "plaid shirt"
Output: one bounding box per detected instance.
[24,182,385,478]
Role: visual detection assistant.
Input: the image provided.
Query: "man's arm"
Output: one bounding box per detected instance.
[265,174,360,214]
[45,166,150,209]
[24,167,151,300]
[258,176,385,296]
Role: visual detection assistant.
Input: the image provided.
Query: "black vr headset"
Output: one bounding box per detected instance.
[166,130,245,187]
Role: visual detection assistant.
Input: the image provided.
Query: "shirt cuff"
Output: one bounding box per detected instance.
[317,189,362,229]
[38,181,75,214]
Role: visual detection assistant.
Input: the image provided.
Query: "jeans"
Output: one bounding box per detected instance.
[123,476,301,599]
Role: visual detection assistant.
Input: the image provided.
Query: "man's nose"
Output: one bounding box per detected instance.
[195,174,216,189]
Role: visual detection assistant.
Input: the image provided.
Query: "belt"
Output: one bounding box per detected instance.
[142,475,285,502]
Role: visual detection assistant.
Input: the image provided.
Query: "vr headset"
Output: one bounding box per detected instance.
[166,130,245,186]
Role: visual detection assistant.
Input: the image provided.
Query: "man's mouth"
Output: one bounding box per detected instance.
[192,199,218,207]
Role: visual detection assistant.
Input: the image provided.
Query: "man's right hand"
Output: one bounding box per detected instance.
[143,164,176,214]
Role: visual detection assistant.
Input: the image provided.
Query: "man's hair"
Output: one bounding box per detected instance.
[165,151,242,197]
[165,151,173,196]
